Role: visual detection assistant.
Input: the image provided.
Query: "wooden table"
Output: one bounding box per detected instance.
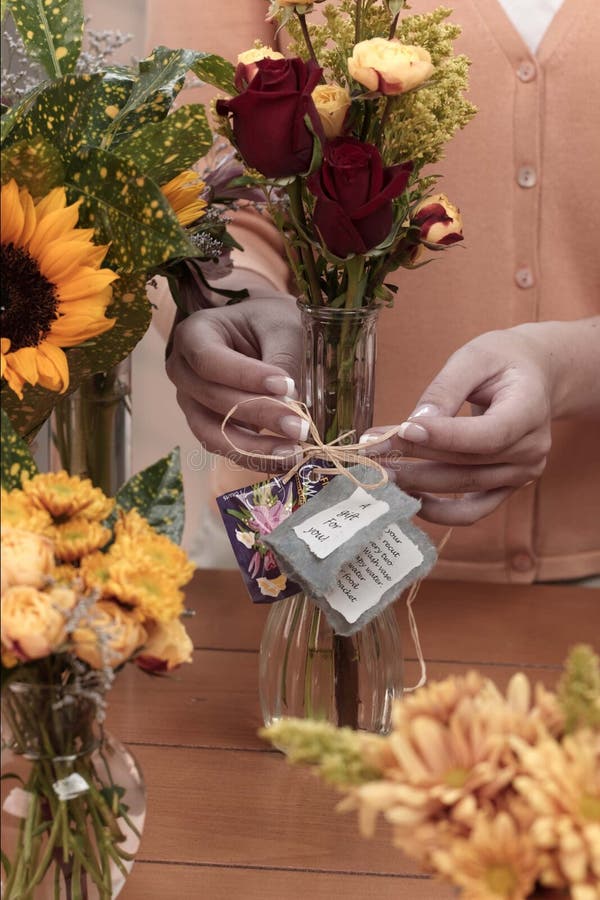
[110,571,599,899]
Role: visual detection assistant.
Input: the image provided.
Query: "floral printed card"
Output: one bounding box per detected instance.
[216,462,332,603]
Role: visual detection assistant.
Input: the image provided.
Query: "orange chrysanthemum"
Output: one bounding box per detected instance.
[21,471,114,522]
[1,180,117,398]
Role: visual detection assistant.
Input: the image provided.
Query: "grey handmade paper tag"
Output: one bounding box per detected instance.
[313,520,437,636]
[263,464,420,597]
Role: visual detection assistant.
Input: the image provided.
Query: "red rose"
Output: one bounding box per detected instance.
[216,58,324,179]
[307,137,412,258]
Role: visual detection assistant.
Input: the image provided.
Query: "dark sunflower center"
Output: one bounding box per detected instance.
[1,242,59,351]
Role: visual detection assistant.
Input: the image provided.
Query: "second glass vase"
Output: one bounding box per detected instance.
[259,303,404,733]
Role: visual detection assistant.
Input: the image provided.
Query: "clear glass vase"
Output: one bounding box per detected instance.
[259,302,404,733]
[1,680,145,899]
[50,357,132,496]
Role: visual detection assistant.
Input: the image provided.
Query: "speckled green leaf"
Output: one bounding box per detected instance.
[3,72,132,160]
[8,0,84,78]
[115,448,185,543]
[1,273,151,439]
[1,81,46,144]
[1,0,8,22]
[117,104,212,185]
[65,146,195,274]
[191,54,236,95]
[1,409,38,489]
[1,136,64,196]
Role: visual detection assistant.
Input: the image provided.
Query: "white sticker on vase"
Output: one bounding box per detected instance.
[293,486,390,559]
[325,523,424,624]
[52,773,89,801]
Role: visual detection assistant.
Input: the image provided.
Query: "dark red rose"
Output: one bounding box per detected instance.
[216,58,324,179]
[307,137,412,258]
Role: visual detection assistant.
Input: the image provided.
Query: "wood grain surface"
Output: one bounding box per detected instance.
[113,570,599,900]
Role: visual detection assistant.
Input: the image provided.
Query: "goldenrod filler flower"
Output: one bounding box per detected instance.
[1,180,117,398]
[161,171,207,227]
[21,471,115,522]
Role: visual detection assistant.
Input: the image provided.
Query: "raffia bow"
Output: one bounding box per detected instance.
[221,396,400,489]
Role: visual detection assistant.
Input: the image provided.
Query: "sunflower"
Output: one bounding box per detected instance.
[161,171,207,227]
[1,180,117,398]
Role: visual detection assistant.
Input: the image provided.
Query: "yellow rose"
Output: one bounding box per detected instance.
[348,39,434,95]
[1,585,68,661]
[136,619,193,673]
[312,83,351,139]
[0,527,55,595]
[412,193,464,245]
[236,46,285,89]
[72,601,147,670]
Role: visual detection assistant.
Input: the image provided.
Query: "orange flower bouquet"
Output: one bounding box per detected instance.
[262,646,600,900]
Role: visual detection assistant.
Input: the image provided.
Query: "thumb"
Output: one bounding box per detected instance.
[260,322,303,396]
[407,346,487,421]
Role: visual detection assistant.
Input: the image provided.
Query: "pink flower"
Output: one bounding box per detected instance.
[264,550,278,572]
[248,501,290,536]
[248,551,262,579]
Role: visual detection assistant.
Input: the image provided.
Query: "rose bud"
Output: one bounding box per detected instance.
[412,193,464,245]
[235,47,284,90]
[312,83,352,139]
[216,57,325,179]
[73,601,147,670]
[136,619,193,674]
[348,38,434,95]
[307,136,412,258]
[1,586,68,661]
[1,527,54,595]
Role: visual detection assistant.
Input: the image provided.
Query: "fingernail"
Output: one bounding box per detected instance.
[396,422,429,443]
[358,438,392,456]
[279,415,309,442]
[410,404,440,419]
[264,375,296,396]
[272,444,303,459]
[358,433,378,445]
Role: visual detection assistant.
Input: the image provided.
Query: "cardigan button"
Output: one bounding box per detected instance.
[515,267,535,289]
[517,61,536,82]
[511,551,535,573]
[517,165,537,188]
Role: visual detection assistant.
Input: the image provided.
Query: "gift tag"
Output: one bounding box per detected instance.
[216,461,333,603]
[314,520,437,636]
[263,464,420,597]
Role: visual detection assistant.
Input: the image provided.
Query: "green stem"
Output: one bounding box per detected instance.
[389,11,400,39]
[304,606,322,719]
[296,12,320,69]
[288,178,322,305]
[355,0,362,43]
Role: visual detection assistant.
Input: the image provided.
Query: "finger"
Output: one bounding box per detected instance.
[360,425,550,467]
[415,487,514,526]
[177,392,303,472]
[384,459,537,494]
[170,356,309,441]
[258,316,303,391]
[172,315,297,397]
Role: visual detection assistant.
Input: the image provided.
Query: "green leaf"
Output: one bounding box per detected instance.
[1,408,38,488]
[1,0,8,22]
[1,273,152,439]
[115,448,185,543]
[8,0,84,78]
[191,53,236,95]
[117,103,212,185]
[1,136,64,197]
[65,146,195,273]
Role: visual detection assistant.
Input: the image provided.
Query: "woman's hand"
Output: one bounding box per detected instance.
[361,319,600,525]
[166,293,307,469]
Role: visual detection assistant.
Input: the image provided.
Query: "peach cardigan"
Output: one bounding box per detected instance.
[148,0,600,583]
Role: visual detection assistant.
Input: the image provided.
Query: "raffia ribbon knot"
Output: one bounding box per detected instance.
[221,396,400,489]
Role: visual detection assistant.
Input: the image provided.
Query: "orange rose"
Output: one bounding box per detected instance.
[412,193,464,245]
[136,619,193,673]
[348,39,434,95]
[72,601,147,670]
[1,527,54,595]
[1,585,69,661]
[312,83,351,139]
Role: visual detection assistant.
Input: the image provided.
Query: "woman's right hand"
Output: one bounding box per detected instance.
[166,294,307,469]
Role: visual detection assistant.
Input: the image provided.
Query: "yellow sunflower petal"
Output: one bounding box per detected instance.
[6,347,40,386]
[27,201,83,257]
[2,360,26,398]
[31,186,68,221]
[1,179,25,246]
[35,342,69,393]
[56,269,119,303]
[38,240,107,283]
[18,188,37,246]
[46,314,115,346]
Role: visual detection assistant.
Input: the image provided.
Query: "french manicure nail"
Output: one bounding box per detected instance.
[272,443,303,459]
[396,422,429,443]
[279,415,309,441]
[264,375,296,396]
[410,404,440,418]
[358,433,378,445]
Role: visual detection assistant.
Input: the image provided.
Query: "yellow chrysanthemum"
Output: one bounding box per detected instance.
[52,563,79,585]
[1,180,117,398]
[79,551,112,593]
[51,518,111,563]
[21,471,114,522]
[104,557,185,623]
[161,171,207,227]
[113,510,195,587]
[1,487,52,533]
[431,811,540,900]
